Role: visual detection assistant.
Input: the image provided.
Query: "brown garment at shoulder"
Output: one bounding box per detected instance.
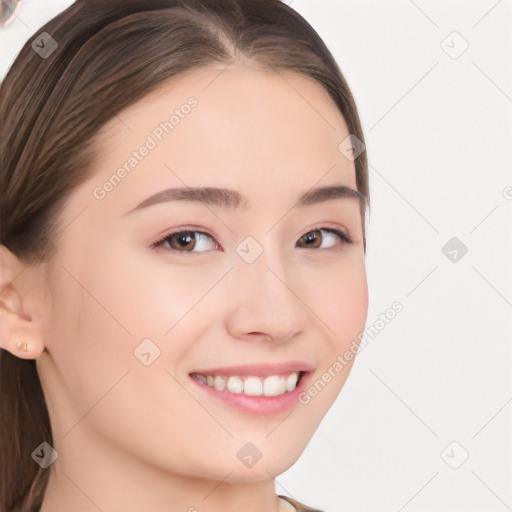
[278,494,325,512]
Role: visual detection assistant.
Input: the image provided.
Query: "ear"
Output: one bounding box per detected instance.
[0,244,46,360]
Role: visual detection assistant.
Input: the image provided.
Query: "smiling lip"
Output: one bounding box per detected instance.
[188,362,314,416]
[189,361,315,378]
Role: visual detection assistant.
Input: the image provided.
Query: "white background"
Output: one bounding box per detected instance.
[1,1,511,511]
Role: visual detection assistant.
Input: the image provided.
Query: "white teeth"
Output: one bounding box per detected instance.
[263,375,286,396]
[213,375,226,390]
[226,376,244,394]
[192,371,302,396]
[286,372,299,391]
[244,376,263,396]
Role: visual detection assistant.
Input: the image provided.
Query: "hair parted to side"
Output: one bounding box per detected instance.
[0,0,370,509]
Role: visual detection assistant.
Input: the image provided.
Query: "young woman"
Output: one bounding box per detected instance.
[0,1,370,510]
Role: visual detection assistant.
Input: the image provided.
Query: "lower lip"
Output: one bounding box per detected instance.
[189,372,311,416]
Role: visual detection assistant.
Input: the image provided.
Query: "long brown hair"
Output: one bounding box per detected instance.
[0,1,370,509]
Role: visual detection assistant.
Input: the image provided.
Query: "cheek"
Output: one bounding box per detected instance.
[105,236,225,335]
[44,240,166,405]
[305,256,369,349]
[294,260,367,417]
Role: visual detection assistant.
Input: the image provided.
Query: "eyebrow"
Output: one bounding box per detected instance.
[123,184,366,216]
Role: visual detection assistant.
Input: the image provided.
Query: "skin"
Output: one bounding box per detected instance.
[0,64,368,512]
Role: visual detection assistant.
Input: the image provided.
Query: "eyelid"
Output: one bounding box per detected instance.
[303,221,350,235]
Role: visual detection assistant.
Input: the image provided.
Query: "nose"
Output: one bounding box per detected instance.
[222,247,306,344]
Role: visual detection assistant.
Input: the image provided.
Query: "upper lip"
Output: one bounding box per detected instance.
[189,361,314,377]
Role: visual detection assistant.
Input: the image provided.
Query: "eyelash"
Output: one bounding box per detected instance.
[150,227,353,257]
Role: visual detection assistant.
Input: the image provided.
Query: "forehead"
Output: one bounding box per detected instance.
[99,63,347,134]
[81,65,357,213]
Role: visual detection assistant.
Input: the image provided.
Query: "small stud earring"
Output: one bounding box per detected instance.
[16,340,28,352]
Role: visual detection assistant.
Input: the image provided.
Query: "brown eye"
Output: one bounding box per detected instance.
[151,230,220,254]
[166,231,196,251]
[297,229,322,248]
[296,228,352,249]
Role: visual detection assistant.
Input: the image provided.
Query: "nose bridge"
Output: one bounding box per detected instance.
[223,238,305,342]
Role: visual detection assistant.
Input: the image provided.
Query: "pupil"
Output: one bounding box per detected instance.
[177,232,194,248]
[304,231,319,245]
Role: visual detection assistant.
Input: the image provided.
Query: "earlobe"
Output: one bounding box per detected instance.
[8,338,38,360]
[0,244,46,360]
[15,340,29,352]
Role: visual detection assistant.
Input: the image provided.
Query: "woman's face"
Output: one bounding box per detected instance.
[36,64,368,495]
